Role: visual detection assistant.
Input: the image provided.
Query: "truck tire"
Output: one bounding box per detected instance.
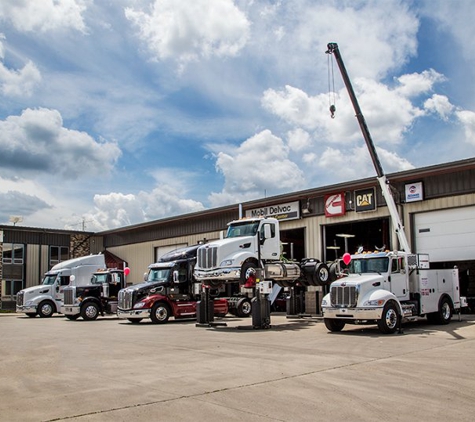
[377,302,399,334]
[315,263,330,286]
[240,262,257,285]
[324,318,345,332]
[81,302,100,321]
[236,297,252,317]
[428,296,453,325]
[65,315,79,321]
[38,301,55,318]
[128,318,142,324]
[150,302,170,324]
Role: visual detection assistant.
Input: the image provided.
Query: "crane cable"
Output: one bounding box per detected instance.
[327,52,336,118]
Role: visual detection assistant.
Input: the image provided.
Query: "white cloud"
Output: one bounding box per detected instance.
[125,0,250,69]
[287,128,312,152]
[0,0,89,33]
[0,108,121,179]
[456,110,475,145]
[209,129,306,207]
[424,94,454,121]
[395,69,445,98]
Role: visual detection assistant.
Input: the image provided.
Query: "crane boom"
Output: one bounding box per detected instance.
[326,42,411,253]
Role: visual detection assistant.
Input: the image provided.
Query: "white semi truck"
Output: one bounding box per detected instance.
[16,254,106,318]
[321,43,465,334]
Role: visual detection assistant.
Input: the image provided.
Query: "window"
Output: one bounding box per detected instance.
[2,244,24,264]
[5,280,24,297]
[50,246,69,267]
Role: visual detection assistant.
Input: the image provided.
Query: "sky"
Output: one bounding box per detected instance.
[0,0,474,232]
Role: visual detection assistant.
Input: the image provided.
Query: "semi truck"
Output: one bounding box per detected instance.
[61,268,125,321]
[16,254,106,318]
[194,217,332,289]
[117,245,242,324]
[321,42,465,334]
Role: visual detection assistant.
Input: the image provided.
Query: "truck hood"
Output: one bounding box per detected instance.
[200,236,256,264]
[121,281,164,294]
[331,273,384,288]
[20,285,52,297]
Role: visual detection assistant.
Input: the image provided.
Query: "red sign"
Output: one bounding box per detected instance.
[324,193,346,217]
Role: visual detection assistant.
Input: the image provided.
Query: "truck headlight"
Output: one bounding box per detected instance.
[321,298,328,306]
[363,299,385,306]
[25,301,34,306]
[133,302,146,309]
[220,259,233,267]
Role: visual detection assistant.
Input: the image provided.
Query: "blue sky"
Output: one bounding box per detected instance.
[0,0,474,231]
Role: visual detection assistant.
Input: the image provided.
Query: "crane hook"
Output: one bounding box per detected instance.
[330,104,336,119]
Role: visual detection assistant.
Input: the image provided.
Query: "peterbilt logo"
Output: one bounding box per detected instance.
[340,282,347,286]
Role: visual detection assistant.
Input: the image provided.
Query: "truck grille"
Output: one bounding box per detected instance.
[118,289,133,310]
[331,285,357,307]
[63,287,76,306]
[197,246,218,269]
[17,291,24,306]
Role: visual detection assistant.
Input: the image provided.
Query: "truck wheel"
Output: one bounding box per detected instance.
[377,302,399,334]
[81,302,100,321]
[38,301,55,318]
[240,262,257,285]
[324,318,345,332]
[25,313,37,318]
[429,296,453,325]
[150,303,170,324]
[236,298,252,317]
[65,315,79,321]
[128,318,142,324]
[315,263,330,286]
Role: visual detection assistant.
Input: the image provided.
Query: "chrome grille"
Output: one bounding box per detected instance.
[197,246,218,269]
[16,291,24,306]
[331,285,357,307]
[63,287,76,306]
[118,289,133,310]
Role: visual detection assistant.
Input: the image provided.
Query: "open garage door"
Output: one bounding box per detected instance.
[414,206,475,262]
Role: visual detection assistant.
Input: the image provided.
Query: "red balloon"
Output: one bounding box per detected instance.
[342,253,351,265]
[124,267,130,276]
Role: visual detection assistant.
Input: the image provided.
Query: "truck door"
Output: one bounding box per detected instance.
[389,257,409,300]
[55,275,70,302]
[259,221,280,260]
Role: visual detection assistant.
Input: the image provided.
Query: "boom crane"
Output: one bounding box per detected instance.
[326,42,411,253]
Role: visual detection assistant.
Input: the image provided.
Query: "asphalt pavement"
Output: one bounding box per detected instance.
[1,312,475,421]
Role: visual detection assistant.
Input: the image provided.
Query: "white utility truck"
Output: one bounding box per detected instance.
[16,254,106,318]
[321,43,465,334]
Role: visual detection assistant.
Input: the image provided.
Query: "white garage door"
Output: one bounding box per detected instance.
[414,206,475,262]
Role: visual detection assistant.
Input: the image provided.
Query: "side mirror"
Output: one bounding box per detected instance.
[264,224,272,240]
[173,270,179,283]
[70,275,76,283]
[143,272,148,281]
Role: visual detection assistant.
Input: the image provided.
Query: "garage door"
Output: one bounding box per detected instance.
[414,206,475,262]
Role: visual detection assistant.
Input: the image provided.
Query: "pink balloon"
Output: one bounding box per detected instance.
[124,267,130,276]
[342,253,351,265]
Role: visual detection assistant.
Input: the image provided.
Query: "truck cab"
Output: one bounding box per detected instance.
[16,254,106,318]
[117,245,229,324]
[61,269,125,321]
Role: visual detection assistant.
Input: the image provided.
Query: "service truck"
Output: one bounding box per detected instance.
[117,245,234,324]
[61,268,125,321]
[16,254,106,318]
[320,42,465,334]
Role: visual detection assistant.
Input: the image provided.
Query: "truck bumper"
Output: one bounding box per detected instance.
[16,305,37,313]
[322,307,383,321]
[61,305,80,316]
[117,309,151,319]
[194,267,241,282]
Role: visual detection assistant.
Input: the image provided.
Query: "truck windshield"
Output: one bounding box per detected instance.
[349,257,389,274]
[226,221,259,238]
[91,274,108,284]
[42,274,58,285]
[146,268,171,283]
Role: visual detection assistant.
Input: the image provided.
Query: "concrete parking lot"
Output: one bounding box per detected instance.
[1,312,475,422]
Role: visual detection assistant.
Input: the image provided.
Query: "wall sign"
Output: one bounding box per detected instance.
[246,201,300,221]
[324,193,346,217]
[355,187,376,212]
[405,182,423,202]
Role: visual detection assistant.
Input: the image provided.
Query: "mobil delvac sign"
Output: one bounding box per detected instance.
[245,201,300,221]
